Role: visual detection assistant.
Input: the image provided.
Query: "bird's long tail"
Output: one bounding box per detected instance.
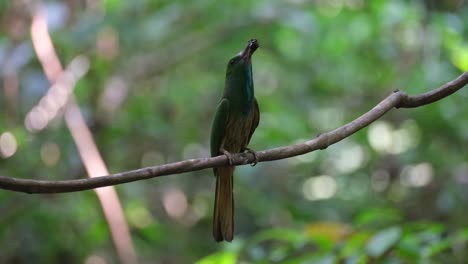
[213,166,234,242]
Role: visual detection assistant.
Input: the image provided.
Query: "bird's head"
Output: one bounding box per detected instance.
[225,39,259,78]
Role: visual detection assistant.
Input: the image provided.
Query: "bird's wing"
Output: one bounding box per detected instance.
[210,98,230,157]
[247,97,260,145]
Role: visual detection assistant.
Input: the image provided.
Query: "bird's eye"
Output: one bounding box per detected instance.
[229,58,236,65]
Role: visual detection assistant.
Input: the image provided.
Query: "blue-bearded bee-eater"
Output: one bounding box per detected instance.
[210,39,260,242]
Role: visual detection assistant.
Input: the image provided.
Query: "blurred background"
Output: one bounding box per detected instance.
[1,0,468,263]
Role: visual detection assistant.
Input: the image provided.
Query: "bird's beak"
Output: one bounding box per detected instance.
[241,39,259,62]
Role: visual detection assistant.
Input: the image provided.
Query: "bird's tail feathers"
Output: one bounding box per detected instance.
[213,166,235,242]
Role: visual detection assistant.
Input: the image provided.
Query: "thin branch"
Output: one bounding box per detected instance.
[1,71,467,194]
[396,71,468,108]
[29,7,136,264]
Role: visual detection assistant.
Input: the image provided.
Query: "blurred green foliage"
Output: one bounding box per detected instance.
[1,0,468,263]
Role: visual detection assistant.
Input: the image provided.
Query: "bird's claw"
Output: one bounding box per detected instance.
[221,149,234,166]
[242,147,258,167]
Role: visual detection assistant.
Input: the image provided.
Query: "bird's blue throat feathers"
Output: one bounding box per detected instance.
[244,63,254,115]
[225,63,254,116]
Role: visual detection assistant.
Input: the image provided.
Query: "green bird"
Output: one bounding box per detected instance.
[210,39,260,242]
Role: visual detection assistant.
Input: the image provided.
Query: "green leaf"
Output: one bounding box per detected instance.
[366,227,402,257]
[421,238,451,258]
[451,44,468,71]
[340,232,371,257]
[195,251,237,264]
[246,228,305,247]
[422,228,468,258]
[355,208,402,228]
[396,234,420,261]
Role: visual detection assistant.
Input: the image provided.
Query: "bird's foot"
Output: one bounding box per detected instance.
[221,148,234,166]
[242,147,259,167]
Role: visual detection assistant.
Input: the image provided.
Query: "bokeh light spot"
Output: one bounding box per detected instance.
[40,142,61,166]
[303,175,337,200]
[127,204,153,229]
[368,121,393,153]
[96,27,119,60]
[334,143,366,173]
[163,189,188,219]
[0,132,18,158]
[84,255,107,264]
[368,120,420,154]
[400,163,434,187]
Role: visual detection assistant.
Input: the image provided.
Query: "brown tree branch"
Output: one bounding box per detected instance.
[1,71,467,194]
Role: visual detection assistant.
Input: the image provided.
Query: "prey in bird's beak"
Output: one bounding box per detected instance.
[240,39,259,62]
